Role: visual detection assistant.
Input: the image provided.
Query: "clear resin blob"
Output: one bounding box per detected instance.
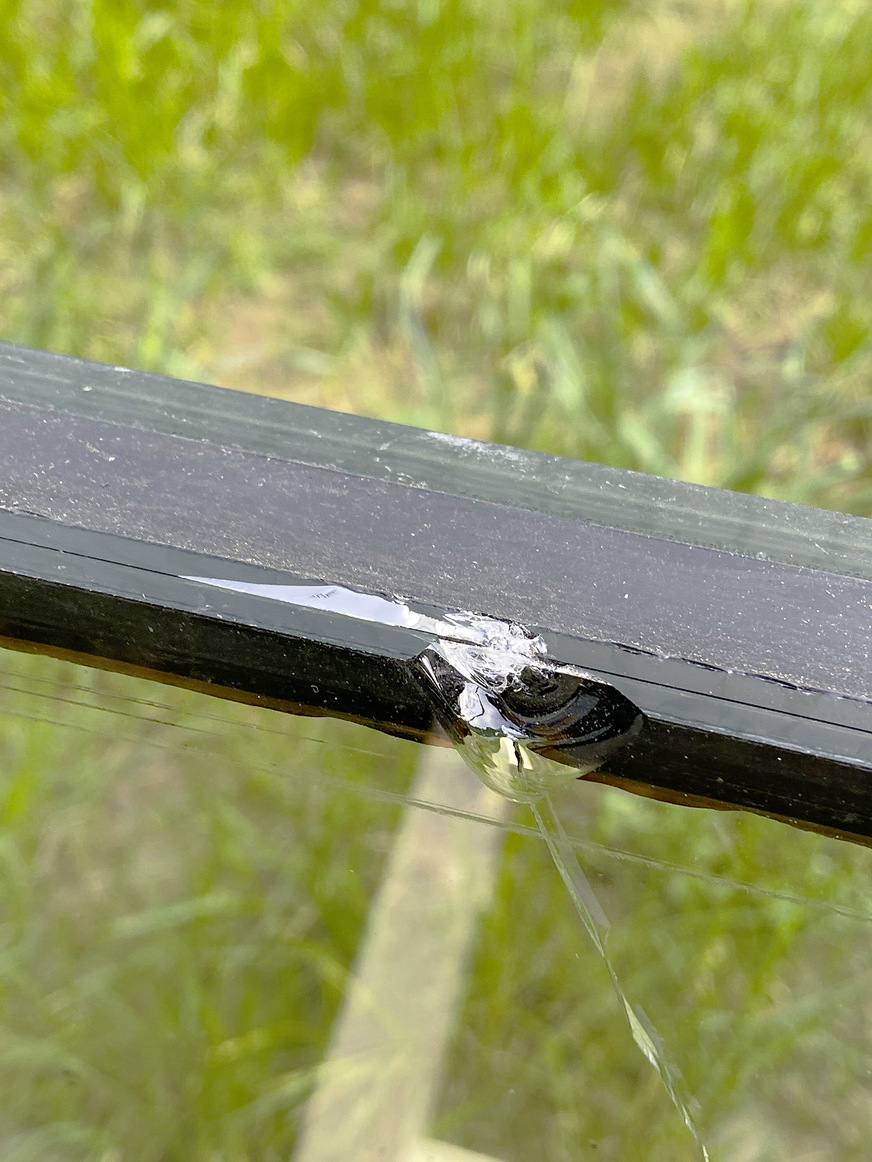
[414,621,642,801]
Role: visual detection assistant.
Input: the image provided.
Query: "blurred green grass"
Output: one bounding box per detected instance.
[2,0,872,1158]
[4,0,872,503]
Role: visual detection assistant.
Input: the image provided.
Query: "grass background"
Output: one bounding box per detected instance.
[1,0,872,1158]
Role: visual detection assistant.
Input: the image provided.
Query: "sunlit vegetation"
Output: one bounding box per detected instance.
[1,2,872,1158]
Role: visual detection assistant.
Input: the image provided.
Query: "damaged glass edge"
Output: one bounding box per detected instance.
[183,575,644,800]
[185,574,707,1155]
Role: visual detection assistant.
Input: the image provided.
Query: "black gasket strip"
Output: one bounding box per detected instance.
[0,344,871,840]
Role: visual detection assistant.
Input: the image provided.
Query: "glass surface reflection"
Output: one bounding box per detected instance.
[0,645,870,1161]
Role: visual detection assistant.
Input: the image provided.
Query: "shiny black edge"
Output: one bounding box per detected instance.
[0,510,871,841]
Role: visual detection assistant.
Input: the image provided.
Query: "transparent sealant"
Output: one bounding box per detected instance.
[185,575,709,1159]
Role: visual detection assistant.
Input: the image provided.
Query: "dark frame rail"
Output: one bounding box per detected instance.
[1,342,871,841]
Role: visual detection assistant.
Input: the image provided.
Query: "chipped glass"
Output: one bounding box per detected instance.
[182,575,643,800]
[415,637,641,801]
